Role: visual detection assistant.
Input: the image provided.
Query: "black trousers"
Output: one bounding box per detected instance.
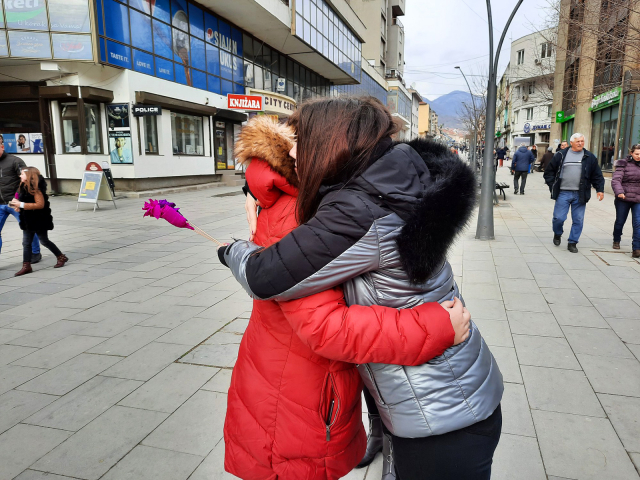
[514,171,528,193]
[23,230,61,262]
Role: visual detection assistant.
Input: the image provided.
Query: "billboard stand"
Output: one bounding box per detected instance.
[77,162,117,212]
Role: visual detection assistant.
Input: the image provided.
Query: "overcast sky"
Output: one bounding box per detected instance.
[403,0,551,100]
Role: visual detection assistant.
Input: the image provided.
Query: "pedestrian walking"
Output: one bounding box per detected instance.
[530,144,538,172]
[544,133,605,253]
[496,147,506,167]
[511,143,535,194]
[220,97,503,480]
[0,135,41,263]
[611,144,640,257]
[219,115,472,480]
[540,147,554,171]
[9,167,67,276]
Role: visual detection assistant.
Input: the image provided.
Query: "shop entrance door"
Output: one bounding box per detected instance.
[214,121,227,170]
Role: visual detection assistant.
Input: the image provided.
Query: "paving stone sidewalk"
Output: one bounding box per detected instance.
[0,166,639,480]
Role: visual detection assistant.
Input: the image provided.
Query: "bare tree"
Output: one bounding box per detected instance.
[457,70,488,155]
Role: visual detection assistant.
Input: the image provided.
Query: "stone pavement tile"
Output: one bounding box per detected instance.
[522,253,558,264]
[498,278,537,294]
[133,266,188,280]
[53,290,123,310]
[501,383,535,437]
[200,368,232,393]
[0,424,71,480]
[490,346,522,384]
[0,345,37,365]
[119,293,190,315]
[572,280,630,300]
[7,320,90,349]
[473,319,513,347]
[115,286,172,303]
[540,287,592,306]
[21,283,73,295]
[0,390,57,434]
[14,470,77,479]
[164,281,216,298]
[137,305,208,329]
[13,335,107,369]
[0,291,47,306]
[101,445,203,480]
[461,269,499,284]
[631,453,640,476]
[598,393,640,453]
[31,406,168,480]
[191,269,233,284]
[65,304,126,323]
[529,263,567,276]
[532,410,639,480]
[549,305,610,328]
[462,260,496,271]
[0,365,46,395]
[87,326,169,356]
[156,317,227,346]
[119,363,216,413]
[507,311,564,337]
[148,273,194,289]
[79,312,151,336]
[0,313,25,328]
[142,390,227,457]
[562,326,634,358]
[495,265,535,280]
[100,277,157,295]
[533,273,577,289]
[512,335,582,370]
[204,331,242,345]
[175,288,235,308]
[188,439,236,480]
[591,298,640,319]
[101,342,186,381]
[55,282,111,299]
[0,328,31,343]
[521,365,604,417]
[578,353,640,397]
[491,433,547,480]
[628,343,640,361]
[25,376,142,431]
[462,282,502,300]
[6,308,82,331]
[18,353,121,396]
[179,343,239,368]
[196,297,252,320]
[464,298,507,321]
[503,292,551,313]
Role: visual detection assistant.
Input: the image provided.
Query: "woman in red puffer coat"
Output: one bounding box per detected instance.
[222,116,467,480]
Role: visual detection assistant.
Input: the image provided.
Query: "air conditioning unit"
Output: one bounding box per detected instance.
[535,59,541,65]
[522,94,529,102]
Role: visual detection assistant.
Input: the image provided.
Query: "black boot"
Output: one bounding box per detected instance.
[568,243,578,253]
[356,414,383,468]
[382,432,396,480]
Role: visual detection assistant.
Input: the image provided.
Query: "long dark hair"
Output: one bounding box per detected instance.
[287,96,399,224]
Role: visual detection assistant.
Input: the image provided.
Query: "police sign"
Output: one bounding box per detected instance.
[132,105,162,116]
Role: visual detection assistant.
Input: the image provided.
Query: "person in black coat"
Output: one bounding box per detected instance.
[9,167,68,276]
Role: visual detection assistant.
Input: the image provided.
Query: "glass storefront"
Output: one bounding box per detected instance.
[590,105,618,171]
[331,71,387,105]
[171,112,203,155]
[617,92,640,160]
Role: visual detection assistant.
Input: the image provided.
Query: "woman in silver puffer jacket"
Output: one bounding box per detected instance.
[219,97,503,480]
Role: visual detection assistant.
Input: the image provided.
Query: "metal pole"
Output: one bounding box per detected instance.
[476,0,524,240]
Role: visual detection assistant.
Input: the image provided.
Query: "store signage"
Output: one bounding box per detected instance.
[589,86,622,112]
[132,105,162,116]
[246,88,296,117]
[532,124,550,131]
[523,123,531,134]
[276,77,286,92]
[556,111,564,122]
[227,94,263,111]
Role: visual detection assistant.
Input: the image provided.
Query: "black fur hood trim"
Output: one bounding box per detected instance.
[394,139,476,284]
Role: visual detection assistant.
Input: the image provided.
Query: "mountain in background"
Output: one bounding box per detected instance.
[423,90,478,130]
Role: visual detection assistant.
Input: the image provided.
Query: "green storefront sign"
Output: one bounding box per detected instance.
[555,110,575,124]
[589,86,622,112]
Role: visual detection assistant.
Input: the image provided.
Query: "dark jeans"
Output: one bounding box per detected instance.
[553,191,586,244]
[392,404,502,480]
[613,199,640,250]
[23,230,61,263]
[514,171,528,193]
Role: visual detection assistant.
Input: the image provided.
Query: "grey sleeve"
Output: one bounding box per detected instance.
[222,240,262,298]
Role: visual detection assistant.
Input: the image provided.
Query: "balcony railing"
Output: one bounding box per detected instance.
[393,17,404,30]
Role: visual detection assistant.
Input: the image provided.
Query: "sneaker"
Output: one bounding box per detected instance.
[568,243,578,253]
[553,234,562,246]
[514,191,519,195]
[31,253,42,264]
[613,242,621,250]
[633,250,640,258]
[520,192,525,195]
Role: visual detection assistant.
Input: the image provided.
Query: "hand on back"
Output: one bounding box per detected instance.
[441,297,470,345]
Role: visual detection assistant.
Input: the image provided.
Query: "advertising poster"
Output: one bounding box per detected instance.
[0,134,17,153]
[8,31,51,58]
[48,0,91,33]
[107,104,130,129]
[108,130,133,164]
[52,33,93,60]
[16,133,31,153]
[4,0,48,30]
[30,133,43,153]
[0,31,7,57]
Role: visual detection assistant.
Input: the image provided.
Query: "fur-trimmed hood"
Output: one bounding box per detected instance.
[234,116,298,187]
[347,138,476,284]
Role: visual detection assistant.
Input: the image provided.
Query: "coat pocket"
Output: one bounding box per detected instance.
[319,373,341,442]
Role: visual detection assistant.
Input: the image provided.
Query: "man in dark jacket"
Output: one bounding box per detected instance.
[511,143,535,194]
[0,136,41,262]
[543,133,605,253]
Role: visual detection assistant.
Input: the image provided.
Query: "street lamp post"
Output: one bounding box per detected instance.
[475,0,524,240]
[455,66,478,173]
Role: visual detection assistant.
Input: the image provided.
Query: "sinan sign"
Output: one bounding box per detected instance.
[227,94,263,111]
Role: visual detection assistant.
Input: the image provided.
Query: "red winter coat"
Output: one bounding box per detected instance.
[223,118,455,480]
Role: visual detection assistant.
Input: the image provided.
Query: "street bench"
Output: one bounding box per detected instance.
[495,182,509,200]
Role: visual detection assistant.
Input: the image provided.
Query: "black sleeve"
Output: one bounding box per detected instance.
[544,153,561,187]
[590,158,605,192]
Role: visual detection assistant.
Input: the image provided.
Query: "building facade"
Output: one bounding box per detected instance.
[0,0,393,193]
[551,0,640,172]
[502,29,555,154]
[418,100,430,137]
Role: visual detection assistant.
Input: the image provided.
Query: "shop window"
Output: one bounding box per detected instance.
[144,115,159,154]
[171,112,203,155]
[60,102,103,154]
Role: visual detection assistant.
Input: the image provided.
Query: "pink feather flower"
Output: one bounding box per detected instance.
[142,199,194,230]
